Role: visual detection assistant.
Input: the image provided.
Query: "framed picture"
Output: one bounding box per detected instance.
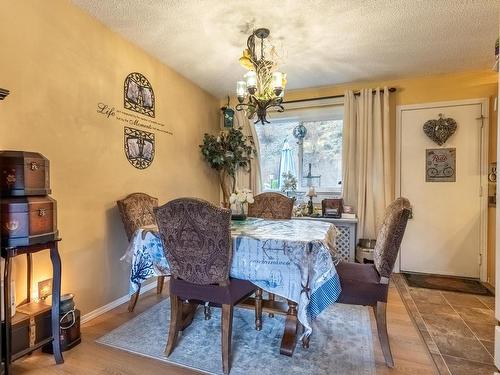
[322,198,343,218]
[426,148,456,182]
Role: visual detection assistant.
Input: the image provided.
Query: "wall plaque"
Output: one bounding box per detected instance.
[124,72,155,118]
[124,126,155,169]
[426,148,456,182]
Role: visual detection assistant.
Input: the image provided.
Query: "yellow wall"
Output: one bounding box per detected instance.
[0,0,220,314]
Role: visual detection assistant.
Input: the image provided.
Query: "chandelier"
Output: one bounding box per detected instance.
[235,28,287,125]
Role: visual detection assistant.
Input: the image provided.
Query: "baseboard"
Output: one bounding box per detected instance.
[81,282,157,324]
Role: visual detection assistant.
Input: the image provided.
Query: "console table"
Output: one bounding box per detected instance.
[1,240,64,374]
[293,217,357,261]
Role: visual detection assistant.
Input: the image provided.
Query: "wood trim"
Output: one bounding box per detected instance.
[81,281,157,324]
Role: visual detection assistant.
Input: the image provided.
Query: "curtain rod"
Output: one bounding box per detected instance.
[283,87,396,105]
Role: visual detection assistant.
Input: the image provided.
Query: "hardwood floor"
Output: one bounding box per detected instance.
[11,281,437,374]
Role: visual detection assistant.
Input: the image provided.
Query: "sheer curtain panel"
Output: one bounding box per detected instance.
[342,87,392,239]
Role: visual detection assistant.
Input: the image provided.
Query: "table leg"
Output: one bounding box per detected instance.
[255,288,262,331]
[279,299,298,356]
[3,254,12,374]
[302,334,310,349]
[49,242,64,364]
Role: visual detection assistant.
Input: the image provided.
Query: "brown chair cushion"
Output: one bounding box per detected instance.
[247,192,294,219]
[170,278,256,305]
[336,262,389,306]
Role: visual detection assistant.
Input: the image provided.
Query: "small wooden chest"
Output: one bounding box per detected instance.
[2,302,52,361]
[1,196,58,247]
[0,151,51,197]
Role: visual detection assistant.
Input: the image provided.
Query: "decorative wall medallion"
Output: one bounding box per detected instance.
[124,126,155,169]
[423,114,457,146]
[426,148,456,182]
[124,72,155,118]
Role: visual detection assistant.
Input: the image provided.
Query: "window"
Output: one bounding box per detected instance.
[255,101,343,193]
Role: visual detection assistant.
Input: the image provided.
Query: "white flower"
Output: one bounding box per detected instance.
[229,194,237,204]
[247,196,254,204]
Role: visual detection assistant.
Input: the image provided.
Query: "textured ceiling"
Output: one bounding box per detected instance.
[71,0,499,98]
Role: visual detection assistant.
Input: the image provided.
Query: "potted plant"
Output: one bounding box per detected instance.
[199,128,255,206]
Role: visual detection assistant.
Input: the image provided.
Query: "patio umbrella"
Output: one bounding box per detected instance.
[278,139,296,190]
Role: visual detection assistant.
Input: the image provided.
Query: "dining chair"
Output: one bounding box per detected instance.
[154,197,260,375]
[117,192,166,312]
[247,192,294,317]
[247,192,294,219]
[335,197,411,368]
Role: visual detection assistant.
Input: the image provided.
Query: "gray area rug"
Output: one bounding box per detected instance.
[97,299,375,375]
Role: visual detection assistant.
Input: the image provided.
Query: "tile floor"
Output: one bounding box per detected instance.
[393,274,497,375]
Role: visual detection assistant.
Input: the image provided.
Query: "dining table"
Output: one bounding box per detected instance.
[122,217,342,356]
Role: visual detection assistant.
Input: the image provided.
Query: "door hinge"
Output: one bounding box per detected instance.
[479,253,483,266]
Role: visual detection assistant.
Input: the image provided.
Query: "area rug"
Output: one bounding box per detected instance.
[96,299,375,375]
[402,272,493,296]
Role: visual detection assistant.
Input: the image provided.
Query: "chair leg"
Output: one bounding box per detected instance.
[204,303,212,320]
[221,304,233,375]
[255,288,262,331]
[268,292,275,318]
[165,295,183,356]
[373,301,394,368]
[127,286,141,312]
[157,276,165,294]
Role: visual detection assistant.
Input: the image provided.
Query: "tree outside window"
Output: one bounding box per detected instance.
[255,119,343,192]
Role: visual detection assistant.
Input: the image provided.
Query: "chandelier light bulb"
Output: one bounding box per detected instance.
[272,71,284,96]
[236,81,247,102]
[272,72,283,89]
[244,71,257,94]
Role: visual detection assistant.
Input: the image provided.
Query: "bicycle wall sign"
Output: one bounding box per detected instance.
[426,148,456,182]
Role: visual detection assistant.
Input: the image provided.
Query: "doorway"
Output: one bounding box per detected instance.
[396,99,489,280]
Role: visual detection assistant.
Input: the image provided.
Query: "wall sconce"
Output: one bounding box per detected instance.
[0,88,10,100]
[38,278,53,301]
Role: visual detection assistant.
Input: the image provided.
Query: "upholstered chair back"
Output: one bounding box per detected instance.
[247,192,294,219]
[154,198,232,285]
[117,193,159,241]
[373,197,412,279]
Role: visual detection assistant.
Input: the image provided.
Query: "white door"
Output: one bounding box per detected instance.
[397,99,488,278]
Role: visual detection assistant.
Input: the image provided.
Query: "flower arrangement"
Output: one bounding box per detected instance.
[199,128,255,205]
[230,188,254,205]
[229,189,254,218]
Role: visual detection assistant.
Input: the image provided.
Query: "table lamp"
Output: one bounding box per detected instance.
[306,186,317,216]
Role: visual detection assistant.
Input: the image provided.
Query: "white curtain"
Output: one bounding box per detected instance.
[234,111,262,194]
[342,87,392,239]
